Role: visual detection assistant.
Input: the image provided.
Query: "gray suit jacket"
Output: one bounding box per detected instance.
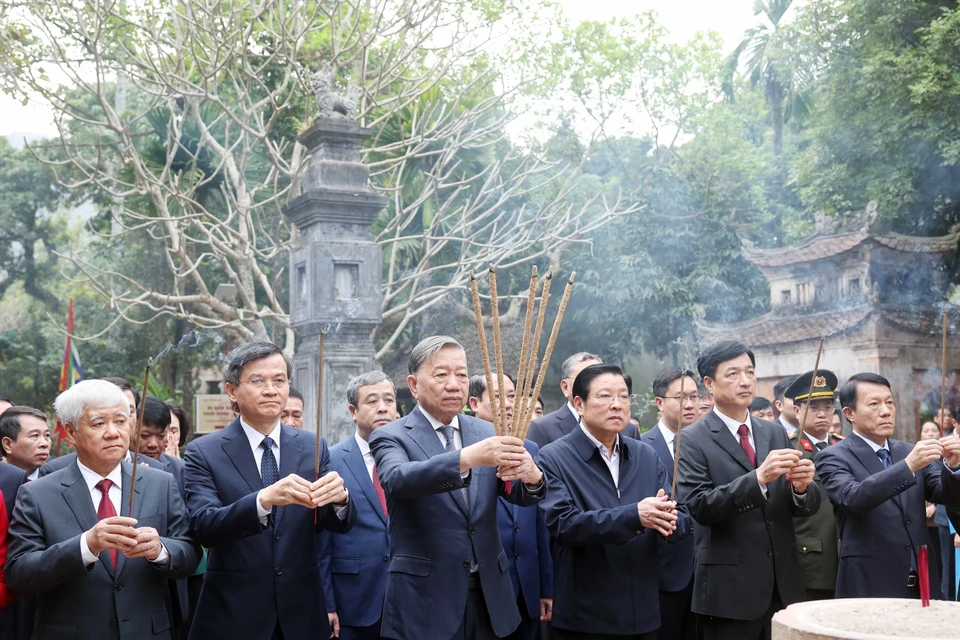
[5,461,201,640]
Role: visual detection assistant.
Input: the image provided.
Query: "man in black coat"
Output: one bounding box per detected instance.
[815,372,960,599]
[677,341,820,640]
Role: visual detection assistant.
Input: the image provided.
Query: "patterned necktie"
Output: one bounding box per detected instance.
[261,436,279,519]
[371,463,388,518]
[737,424,757,468]
[815,441,828,451]
[439,425,470,516]
[876,448,891,469]
[95,479,118,567]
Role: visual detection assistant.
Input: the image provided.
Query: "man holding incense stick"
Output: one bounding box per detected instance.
[369,335,545,640]
[784,370,842,600]
[677,340,820,640]
[639,366,698,640]
[184,341,356,640]
[815,372,960,599]
[468,372,553,640]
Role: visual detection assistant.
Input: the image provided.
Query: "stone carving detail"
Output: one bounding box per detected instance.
[311,66,361,119]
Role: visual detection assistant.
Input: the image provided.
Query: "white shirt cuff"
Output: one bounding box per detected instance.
[149,541,170,566]
[757,478,769,500]
[80,532,99,566]
[333,502,349,519]
[256,489,271,524]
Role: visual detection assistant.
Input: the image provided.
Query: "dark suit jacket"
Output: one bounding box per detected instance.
[638,425,695,593]
[0,463,26,622]
[38,451,166,477]
[318,435,390,628]
[154,453,189,625]
[677,412,821,621]
[497,440,553,619]
[527,403,639,449]
[814,434,960,599]
[158,454,185,496]
[5,462,200,640]
[538,426,691,635]
[184,419,357,640]
[368,408,543,640]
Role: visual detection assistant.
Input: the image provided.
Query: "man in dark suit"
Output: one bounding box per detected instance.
[319,371,398,640]
[468,373,553,640]
[528,353,639,448]
[5,379,201,639]
[773,377,800,436]
[184,341,357,640]
[639,367,698,640]
[784,370,843,600]
[369,335,545,640]
[0,459,26,637]
[677,340,820,640]
[539,364,690,640]
[815,372,960,599]
[0,406,51,481]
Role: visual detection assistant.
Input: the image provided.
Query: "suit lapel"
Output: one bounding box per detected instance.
[276,427,304,528]
[406,409,469,517]
[116,462,144,578]
[709,414,754,472]
[221,419,265,494]
[60,462,115,576]
[558,404,577,437]
[754,421,772,465]
[344,439,386,525]
[461,417,483,516]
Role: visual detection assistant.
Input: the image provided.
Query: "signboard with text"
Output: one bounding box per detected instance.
[194,394,235,433]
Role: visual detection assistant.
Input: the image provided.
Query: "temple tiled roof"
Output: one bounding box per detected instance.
[743,227,960,268]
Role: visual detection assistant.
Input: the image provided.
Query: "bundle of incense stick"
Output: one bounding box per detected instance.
[470,265,575,441]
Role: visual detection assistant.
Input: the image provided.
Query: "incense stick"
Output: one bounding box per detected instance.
[510,267,539,436]
[488,266,507,436]
[516,272,553,439]
[470,273,499,431]
[128,361,151,516]
[315,331,325,524]
[940,307,948,438]
[518,272,576,441]
[796,334,826,451]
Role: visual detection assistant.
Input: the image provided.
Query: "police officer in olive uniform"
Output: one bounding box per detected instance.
[786,370,843,600]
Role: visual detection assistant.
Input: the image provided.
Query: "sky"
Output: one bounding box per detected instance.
[0,0,759,140]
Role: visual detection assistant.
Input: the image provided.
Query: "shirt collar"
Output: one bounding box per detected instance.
[779,415,798,433]
[27,468,39,481]
[354,431,373,457]
[419,406,460,431]
[656,420,677,444]
[578,422,620,457]
[566,400,578,421]
[805,431,827,446]
[239,418,283,451]
[714,405,752,434]
[76,458,123,492]
[852,429,888,452]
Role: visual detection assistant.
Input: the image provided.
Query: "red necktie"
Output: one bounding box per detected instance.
[371,464,388,518]
[737,424,757,468]
[95,479,118,567]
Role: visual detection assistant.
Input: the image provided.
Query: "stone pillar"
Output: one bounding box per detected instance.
[283,117,386,445]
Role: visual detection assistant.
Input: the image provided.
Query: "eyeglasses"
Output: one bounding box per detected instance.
[241,377,289,389]
[659,394,701,402]
[592,393,631,405]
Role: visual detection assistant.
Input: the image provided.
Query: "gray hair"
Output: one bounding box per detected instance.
[222,341,292,385]
[561,352,602,379]
[346,371,394,407]
[408,335,465,375]
[54,380,130,426]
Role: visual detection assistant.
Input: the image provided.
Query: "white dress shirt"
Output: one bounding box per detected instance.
[779,415,798,435]
[27,468,39,481]
[77,459,169,567]
[579,423,621,489]
[566,400,578,422]
[656,421,677,460]
[852,429,888,453]
[354,431,375,482]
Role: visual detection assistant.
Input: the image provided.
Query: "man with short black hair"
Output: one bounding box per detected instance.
[320,371,398,640]
[468,373,553,640]
[0,406,51,480]
[639,367,698,640]
[773,377,799,435]
[677,341,820,640]
[184,341,356,640]
[282,388,304,429]
[539,363,690,640]
[0,396,13,415]
[815,372,960,599]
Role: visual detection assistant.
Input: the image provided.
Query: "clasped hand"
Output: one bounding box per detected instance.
[260,472,348,510]
[85,516,163,561]
[461,436,542,485]
[757,449,815,493]
[638,488,678,537]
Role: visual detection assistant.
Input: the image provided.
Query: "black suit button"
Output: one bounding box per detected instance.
[463,561,470,568]
[110,619,118,628]
[114,583,122,592]
[514,526,520,532]
[383,555,389,562]
[767,551,773,557]
[275,532,281,540]
[905,545,911,551]
[904,519,911,525]
[767,521,773,526]
[275,567,283,576]
[515,553,520,559]
[469,528,476,535]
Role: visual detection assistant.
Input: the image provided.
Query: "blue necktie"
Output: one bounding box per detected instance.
[261,436,279,519]
[877,448,891,469]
